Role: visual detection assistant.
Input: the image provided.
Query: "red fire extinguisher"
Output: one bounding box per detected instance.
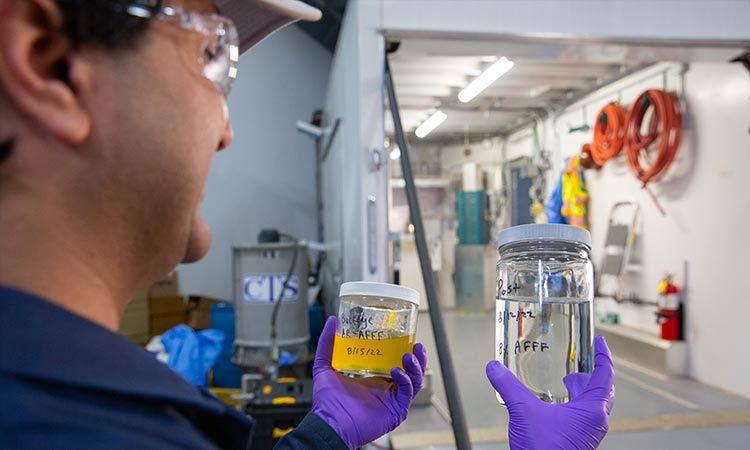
[656,274,682,340]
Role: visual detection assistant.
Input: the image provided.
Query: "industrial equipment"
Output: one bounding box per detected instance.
[244,377,313,450]
[232,241,311,371]
[456,191,490,245]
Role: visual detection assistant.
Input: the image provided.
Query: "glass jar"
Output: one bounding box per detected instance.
[332,282,419,377]
[495,224,594,404]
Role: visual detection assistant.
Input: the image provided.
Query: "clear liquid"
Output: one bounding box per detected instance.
[496,296,593,404]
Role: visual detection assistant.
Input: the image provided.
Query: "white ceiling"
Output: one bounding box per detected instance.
[385,37,742,144]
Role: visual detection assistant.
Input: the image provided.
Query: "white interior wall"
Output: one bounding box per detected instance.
[176,26,332,300]
[321,0,388,291]
[441,138,504,177]
[440,62,750,398]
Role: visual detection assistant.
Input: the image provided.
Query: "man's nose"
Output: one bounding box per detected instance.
[217,98,233,151]
[217,119,234,151]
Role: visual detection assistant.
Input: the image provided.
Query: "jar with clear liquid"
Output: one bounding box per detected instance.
[332,282,419,377]
[495,224,594,404]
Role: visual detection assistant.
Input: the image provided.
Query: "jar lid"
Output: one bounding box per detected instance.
[497,224,591,249]
[339,282,420,306]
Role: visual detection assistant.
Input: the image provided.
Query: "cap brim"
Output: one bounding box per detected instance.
[214,0,322,54]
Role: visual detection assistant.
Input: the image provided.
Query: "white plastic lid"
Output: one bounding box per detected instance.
[497,223,591,248]
[339,282,420,307]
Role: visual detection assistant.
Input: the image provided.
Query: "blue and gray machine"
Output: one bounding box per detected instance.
[231,242,310,370]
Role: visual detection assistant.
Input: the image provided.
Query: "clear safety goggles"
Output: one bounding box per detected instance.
[127,2,239,97]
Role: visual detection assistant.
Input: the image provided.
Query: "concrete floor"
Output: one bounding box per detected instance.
[388,311,750,450]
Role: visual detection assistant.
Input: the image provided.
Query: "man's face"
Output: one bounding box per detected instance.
[90,0,233,269]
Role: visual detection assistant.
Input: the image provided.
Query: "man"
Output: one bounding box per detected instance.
[0,0,613,449]
[0,1,426,449]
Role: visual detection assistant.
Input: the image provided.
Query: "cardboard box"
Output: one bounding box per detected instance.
[150,272,180,298]
[121,303,149,329]
[148,274,186,336]
[187,309,211,331]
[150,295,185,315]
[124,330,150,345]
[150,314,186,336]
[119,288,150,345]
[186,296,224,330]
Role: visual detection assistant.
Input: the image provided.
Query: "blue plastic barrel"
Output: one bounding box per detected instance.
[309,304,325,353]
[210,302,242,388]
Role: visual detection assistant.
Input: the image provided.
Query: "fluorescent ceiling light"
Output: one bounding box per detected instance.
[529,86,550,98]
[415,110,447,138]
[390,146,401,160]
[458,57,515,103]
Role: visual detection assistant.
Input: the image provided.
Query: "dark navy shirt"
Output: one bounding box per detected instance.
[0,286,347,450]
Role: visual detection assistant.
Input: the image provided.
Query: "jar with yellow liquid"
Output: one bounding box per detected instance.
[332,282,419,377]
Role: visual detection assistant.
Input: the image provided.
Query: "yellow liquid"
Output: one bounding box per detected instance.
[332,334,416,376]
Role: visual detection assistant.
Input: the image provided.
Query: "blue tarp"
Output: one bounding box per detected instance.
[546,171,566,225]
[160,325,224,387]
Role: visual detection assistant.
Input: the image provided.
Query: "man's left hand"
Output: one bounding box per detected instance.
[311,316,427,450]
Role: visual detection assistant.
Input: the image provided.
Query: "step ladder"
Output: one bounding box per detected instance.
[597,201,641,299]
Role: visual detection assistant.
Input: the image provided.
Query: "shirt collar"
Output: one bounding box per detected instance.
[0,285,223,413]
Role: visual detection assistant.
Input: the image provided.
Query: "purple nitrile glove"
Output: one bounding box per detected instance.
[312,316,427,450]
[486,335,616,450]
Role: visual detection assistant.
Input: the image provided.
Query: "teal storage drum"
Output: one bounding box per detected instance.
[457,191,490,245]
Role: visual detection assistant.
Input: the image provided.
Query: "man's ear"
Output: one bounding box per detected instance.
[0,0,91,146]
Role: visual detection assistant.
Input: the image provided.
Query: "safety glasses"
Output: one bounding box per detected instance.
[127,2,239,97]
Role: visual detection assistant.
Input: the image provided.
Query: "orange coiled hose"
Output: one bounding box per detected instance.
[590,102,627,167]
[579,143,599,170]
[625,89,682,215]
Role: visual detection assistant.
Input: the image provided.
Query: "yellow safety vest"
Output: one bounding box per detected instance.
[561,155,588,229]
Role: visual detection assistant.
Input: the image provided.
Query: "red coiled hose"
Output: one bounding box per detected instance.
[625,89,682,215]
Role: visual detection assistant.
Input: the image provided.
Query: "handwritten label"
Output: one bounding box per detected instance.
[497,310,536,324]
[498,279,520,296]
[340,313,374,328]
[341,329,387,340]
[340,305,407,336]
[498,340,550,358]
[346,346,384,357]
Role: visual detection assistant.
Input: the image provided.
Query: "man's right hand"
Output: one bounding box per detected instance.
[486,336,615,450]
